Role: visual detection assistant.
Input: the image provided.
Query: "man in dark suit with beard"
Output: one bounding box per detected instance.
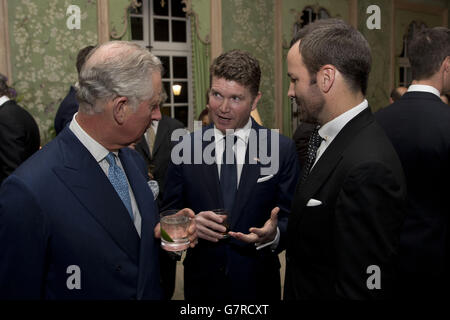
[284,19,406,299]
[375,27,450,299]
[0,74,40,185]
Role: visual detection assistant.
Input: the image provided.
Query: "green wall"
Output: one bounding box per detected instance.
[8,0,98,144]
[222,0,275,128]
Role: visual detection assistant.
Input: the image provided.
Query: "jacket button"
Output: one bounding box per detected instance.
[116,265,122,272]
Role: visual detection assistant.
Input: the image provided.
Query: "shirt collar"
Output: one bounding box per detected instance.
[214,117,252,144]
[69,112,115,163]
[319,99,368,143]
[407,84,440,97]
[0,95,10,106]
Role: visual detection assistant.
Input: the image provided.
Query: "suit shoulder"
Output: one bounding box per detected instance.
[162,116,184,130]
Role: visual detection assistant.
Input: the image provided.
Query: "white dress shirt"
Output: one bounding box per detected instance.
[0,95,10,106]
[69,113,142,236]
[213,118,279,250]
[407,84,441,97]
[313,99,369,168]
[214,118,252,185]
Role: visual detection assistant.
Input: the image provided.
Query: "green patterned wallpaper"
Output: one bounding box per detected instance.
[7,0,98,144]
[358,0,392,112]
[221,0,275,129]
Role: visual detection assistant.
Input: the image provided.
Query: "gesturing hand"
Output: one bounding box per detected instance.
[228,207,279,245]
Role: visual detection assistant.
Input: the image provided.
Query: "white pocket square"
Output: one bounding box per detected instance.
[257,174,274,183]
[306,199,322,207]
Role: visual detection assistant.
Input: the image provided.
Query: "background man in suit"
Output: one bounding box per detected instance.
[135,89,185,206]
[0,41,196,299]
[134,89,184,300]
[0,74,40,185]
[162,50,299,300]
[54,45,95,135]
[284,19,406,299]
[389,86,407,104]
[375,27,450,299]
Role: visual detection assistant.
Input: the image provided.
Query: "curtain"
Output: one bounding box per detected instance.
[190,15,210,120]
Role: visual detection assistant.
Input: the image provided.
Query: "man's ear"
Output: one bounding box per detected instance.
[319,65,335,93]
[112,96,129,124]
[444,56,450,72]
[251,92,262,111]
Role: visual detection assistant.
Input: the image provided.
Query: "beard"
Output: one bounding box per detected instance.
[295,86,324,125]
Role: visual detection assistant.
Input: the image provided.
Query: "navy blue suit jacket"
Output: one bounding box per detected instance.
[54,86,78,135]
[162,118,300,300]
[0,127,163,299]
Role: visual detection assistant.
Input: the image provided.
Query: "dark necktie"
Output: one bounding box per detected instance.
[220,135,238,213]
[300,127,323,184]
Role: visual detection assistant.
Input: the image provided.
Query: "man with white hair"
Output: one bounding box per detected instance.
[0,41,196,299]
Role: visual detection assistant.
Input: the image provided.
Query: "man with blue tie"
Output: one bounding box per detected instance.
[0,41,196,299]
[162,50,300,300]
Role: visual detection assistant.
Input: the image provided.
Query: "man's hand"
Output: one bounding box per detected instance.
[228,207,279,244]
[154,208,198,248]
[195,210,228,242]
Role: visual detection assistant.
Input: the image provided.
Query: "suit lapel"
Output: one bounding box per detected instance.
[53,130,140,263]
[292,108,374,218]
[136,137,151,160]
[119,149,159,297]
[201,127,223,207]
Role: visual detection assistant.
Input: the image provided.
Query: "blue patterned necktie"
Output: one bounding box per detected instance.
[105,152,134,220]
[220,135,238,214]
[300,127,323,184]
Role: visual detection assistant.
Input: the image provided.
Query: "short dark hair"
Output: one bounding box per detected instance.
[407,27,450,80]
[198,108,209,121]
[76,45,96,74]
[290,18,347,48]
[209,49,261,98]
[390,87,406,102]
[0,73,9,97]
[0,73,15,98]
[298,19,372,95]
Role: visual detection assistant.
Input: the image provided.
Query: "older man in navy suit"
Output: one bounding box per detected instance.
[162,50,299,301]
[0,41,196,300]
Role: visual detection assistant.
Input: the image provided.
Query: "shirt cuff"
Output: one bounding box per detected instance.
[255,227,280,251]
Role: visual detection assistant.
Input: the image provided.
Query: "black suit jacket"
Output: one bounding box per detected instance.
[54,86,78,135]
[285,107,406,300]
[135,115,184,205]
[375,91,450,299]
[0,100,40,185]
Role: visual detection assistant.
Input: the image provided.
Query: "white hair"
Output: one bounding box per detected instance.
[75,41,162,114]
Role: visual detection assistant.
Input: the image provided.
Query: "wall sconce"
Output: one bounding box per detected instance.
[172,84,182,96]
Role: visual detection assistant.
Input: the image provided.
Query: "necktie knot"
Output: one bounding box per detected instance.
[105,152,116,166]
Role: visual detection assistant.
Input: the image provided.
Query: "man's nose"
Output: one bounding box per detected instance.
[218,99,230,113]
[287,82,295,98]
[151,105,162,121]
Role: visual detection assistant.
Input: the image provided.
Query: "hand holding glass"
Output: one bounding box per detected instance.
[160,209,191,251]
